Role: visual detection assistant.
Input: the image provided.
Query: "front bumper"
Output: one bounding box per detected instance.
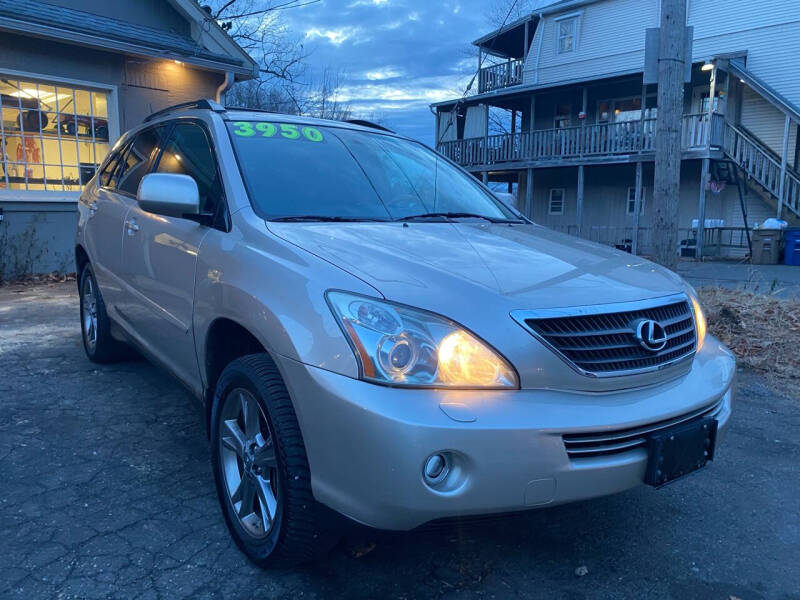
[278,336,735,530]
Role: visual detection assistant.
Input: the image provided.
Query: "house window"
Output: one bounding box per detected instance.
[0,76,111,191]
[626,186,645,215]
[557,17,578,54]
[554,103,571,129]
[549,188,565,215]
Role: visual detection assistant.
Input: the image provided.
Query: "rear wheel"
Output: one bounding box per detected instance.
[79,265,130,363]
[210,354,339,568]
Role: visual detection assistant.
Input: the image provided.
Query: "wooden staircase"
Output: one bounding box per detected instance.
[723,122,800,221]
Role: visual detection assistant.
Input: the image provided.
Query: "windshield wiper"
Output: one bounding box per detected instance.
[269,215,390,222]
[395,212,522,224]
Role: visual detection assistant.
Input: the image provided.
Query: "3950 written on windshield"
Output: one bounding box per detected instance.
[231,121,324,142]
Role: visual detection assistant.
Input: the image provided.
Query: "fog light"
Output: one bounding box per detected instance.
[423,453,448,483]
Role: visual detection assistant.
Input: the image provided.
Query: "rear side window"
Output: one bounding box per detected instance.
[98,147,124,188]
[116,126,168,196]
[155,122,222,215]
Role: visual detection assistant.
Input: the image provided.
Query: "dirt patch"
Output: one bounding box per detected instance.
[699,286,800,391]
[0,271,76,287]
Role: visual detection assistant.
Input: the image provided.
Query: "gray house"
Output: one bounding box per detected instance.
[0,0,257,279]
[432,0,800,259]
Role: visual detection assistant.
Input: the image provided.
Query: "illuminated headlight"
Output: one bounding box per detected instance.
[326,291,518,389]
[686,285,707,351]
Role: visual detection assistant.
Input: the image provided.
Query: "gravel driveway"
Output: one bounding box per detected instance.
[1,281,798,599]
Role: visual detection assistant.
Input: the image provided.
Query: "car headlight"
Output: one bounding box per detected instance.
[326,291,518,389]
[686,286,707,351]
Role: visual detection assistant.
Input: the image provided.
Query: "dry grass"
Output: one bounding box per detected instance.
[699,287,800,389]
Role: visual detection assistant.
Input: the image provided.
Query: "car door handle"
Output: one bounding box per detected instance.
[126,220,139,235]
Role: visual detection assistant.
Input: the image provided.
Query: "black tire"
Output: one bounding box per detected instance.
[78,264,130,363]
[210,353,339,568]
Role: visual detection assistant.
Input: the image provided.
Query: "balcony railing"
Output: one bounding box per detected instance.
[437,113,725,167]
[478,59,524,93]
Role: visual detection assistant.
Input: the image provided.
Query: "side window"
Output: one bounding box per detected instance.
[116,126,168,196]
[98,147,124,188]
[155,122,222,215]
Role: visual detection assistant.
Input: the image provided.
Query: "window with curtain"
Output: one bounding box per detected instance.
[0,76,111,192]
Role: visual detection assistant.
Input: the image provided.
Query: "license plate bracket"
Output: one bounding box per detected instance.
[645,417,718,487]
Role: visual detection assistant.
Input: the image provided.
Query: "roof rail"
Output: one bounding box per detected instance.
[345,119,394,133]
[143,99,226,123]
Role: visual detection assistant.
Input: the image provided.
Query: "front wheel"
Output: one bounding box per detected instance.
[210,354,338,568]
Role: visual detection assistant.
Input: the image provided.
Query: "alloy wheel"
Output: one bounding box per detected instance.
[218,388,280,538]
[81,274,98,351]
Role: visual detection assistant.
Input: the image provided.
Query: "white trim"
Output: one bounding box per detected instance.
[556,15,580,55]
[548,188,566,215]
[626,186,645,216]
[0,68,119,201]
[553,10,584,21]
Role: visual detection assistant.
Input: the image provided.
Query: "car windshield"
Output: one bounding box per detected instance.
[226,120,519,222]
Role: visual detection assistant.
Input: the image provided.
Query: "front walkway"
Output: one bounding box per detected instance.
[677,260,800,299]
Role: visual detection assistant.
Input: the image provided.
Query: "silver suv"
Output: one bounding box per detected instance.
[76,99,735,567]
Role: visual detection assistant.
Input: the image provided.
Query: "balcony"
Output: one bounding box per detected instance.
[478,59,524,93]
[437,113,725,168]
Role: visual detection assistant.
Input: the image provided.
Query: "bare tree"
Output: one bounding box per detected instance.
[485,0,557,28]
[288,68,352,120]
[205,0,353,120]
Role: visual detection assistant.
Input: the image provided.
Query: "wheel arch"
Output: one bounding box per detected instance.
[202,317,270,436]
[75,244,90,290]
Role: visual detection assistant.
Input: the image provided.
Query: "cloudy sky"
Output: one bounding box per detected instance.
[276,0,507,146]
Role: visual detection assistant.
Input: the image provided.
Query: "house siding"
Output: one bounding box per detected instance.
[526,0,800,118]
[523,0,658,88]
[740,87,798,165]
[528,161,774,257]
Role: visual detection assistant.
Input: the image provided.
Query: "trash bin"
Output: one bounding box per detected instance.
[784,228,800,266]
[751,229,783,265]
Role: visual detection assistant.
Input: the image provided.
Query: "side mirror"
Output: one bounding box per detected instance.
[137,173,199,219]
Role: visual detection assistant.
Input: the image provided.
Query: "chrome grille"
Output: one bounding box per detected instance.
[563,400,723,460]
[517,296,697,376]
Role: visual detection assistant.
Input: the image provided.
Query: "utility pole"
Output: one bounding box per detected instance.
[651,0,687,270]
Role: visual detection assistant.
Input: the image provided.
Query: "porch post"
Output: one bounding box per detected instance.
[706,64,717,150]
[632,161,643,255]
[483,171,489,184]
[525,168,534,218]
[778,114,791,218]
[697,157,710,259]
[483,102,489,168]
[577,165,585,237]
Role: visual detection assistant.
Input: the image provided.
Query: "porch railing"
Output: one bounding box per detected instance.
[437,113,725,167]
[724,122,800,217]
[478,60,524,93]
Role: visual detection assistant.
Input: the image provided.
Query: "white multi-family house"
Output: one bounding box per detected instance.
[432,0,800,258]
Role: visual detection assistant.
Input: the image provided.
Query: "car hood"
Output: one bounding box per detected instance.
[267,221,686,314]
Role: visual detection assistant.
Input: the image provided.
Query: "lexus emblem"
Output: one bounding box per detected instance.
[633,319,668,352]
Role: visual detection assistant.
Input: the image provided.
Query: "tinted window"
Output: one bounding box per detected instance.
[156,122,221,214]
[116,126,167,196]
[98,147,124,188]
[226,121,514,221]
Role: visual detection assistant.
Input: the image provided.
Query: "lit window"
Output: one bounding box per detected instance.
[557,17,578,54]
[0,76,111,191]
[627,186,645,215]
[549,188,565,215]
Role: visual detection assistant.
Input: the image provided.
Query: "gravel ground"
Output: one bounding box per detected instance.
[1,281,798,600]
